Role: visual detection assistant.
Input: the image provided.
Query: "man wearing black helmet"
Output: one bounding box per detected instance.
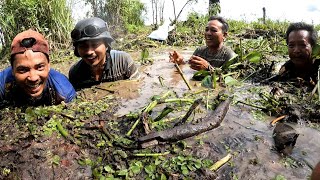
[69,17,139,89]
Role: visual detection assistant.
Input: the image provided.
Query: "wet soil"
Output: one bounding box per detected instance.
[1,48,320,179]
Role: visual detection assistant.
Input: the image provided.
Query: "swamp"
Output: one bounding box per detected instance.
[1,0,320,179]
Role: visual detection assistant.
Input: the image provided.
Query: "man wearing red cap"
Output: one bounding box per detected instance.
[0,29,76,107]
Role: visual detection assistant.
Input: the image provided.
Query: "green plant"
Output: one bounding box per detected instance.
[0,0,73,57]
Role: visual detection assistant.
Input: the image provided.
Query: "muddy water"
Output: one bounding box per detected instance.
[86,49,320,179]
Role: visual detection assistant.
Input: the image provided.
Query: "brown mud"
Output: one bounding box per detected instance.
[1,49,320,179]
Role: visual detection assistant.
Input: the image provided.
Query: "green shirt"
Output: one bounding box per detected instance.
[193,45,236,69]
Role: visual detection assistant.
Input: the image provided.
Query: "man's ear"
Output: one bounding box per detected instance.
[224,32,228,37]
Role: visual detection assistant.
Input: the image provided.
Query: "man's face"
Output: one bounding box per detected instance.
[77,39,107,67]
[12,50,50,98]
[204,20,226,49]
[288,30,312,66]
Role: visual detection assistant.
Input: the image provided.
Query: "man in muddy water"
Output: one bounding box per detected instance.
[68,17,140,89]
[169,15,236,71]
[277,22,319,83]
[0,30,76,107]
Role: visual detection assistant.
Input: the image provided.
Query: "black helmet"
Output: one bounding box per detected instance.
[71,17,114,44]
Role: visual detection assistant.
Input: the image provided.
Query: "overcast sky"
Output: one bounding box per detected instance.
[71,0,320,25]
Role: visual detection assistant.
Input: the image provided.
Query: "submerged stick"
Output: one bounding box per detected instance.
[209,153,232,171]
[174,63,192,90]
[175,98,202,126]
[158,76,165,87]
[307,84,318,101]
[236,100,267,110]
[138,98,231,143]
[133,151,170,157]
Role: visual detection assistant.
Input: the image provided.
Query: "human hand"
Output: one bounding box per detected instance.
[189,55,210,71]
[169,50,184,65]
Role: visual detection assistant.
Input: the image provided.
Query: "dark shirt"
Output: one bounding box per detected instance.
[69,50,139,89]
[278,59,320,83]
[0,67,76,107]
[193,45,236,69]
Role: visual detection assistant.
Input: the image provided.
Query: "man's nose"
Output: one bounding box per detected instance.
[27,69,39,82]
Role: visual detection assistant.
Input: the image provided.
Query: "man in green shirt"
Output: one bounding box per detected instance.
[169,16,236,71]
[69,17,139,89]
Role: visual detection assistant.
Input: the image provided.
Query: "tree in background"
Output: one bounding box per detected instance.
[85,0,146,32]
[0,0,73,56]
[208,0,220,16]
[150,0,165,29]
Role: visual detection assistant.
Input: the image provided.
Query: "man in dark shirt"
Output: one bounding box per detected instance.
[169,16,236,71]
[69,17,139,89]
[0,30,76,107]
[278,22,319,83]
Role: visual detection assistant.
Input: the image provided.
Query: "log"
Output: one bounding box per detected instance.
[138,98,231,143]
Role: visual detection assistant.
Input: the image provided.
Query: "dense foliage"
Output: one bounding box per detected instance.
[0,0,73,56]
[85,0,146,33]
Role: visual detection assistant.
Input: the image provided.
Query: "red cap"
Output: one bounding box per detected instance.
[11,29,49,56]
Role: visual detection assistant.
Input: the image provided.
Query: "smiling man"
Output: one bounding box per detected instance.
[0,30,76,107]
[69,17,139,89]
[169,16,236,71]
[278,22,319,82]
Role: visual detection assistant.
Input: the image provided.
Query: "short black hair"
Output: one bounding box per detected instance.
[208,16,229,33]
[285,22,317,47]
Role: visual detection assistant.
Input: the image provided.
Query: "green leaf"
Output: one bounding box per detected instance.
[104,165,115,173]
[145,165,155,175]
[117,169,128,176]
[130,165,141,174]
[160,173,167,180]
[312,43,320,58]
[141,48,149,60]
[245,51,261,64]
[52,155,60,165]
[222,54,239,69]
[192,70,210,81]
[201,75,219,88]
[273,175,287,180]
[224,76,239,87]
[181,165,189,175]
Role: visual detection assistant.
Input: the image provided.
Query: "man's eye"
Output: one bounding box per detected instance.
[16,68,28,73]
[288,44,294,48]
[37,64,45,70]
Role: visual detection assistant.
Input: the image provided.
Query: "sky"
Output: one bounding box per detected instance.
[70,0,320,25]
[139,0,320,25]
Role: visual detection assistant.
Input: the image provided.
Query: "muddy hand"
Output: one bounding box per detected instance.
[169,50,184,65]
[189,55,209,71]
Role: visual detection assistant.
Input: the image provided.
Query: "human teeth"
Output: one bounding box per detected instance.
[28,83,40,88]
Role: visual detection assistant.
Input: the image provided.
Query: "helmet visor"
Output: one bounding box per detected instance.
[71,25,108,41]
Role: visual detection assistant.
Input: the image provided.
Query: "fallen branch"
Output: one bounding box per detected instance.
[138,98,231,144]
